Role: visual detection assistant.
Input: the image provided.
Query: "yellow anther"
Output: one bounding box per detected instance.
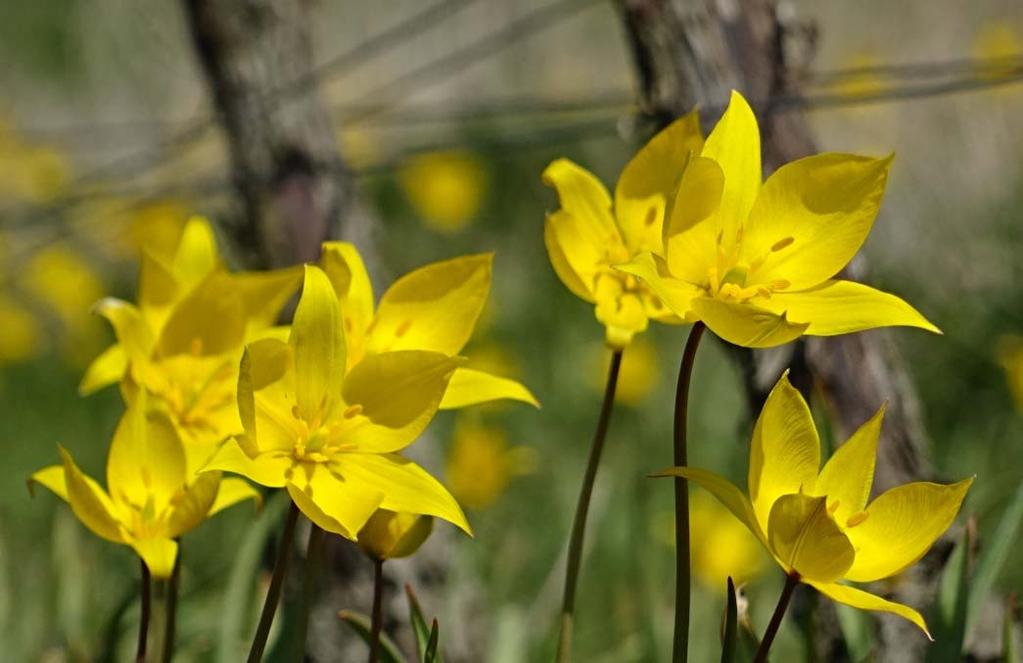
[291,405,301,419]
[846,511,870,528]
[716,229,724,246]
[344,317,354,333]
[190,337,203,356]
[757,287,773,299]
[770,279,791,291]
[395,320,413,338]
[343,404,363,419]
[644,206,658,227]
[827,499,841,515]
[771,236,795,252]
[606,242,630,265]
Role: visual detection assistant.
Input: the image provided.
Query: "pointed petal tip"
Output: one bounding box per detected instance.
[649,466,686,479]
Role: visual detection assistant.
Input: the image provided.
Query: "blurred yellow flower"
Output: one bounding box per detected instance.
[619,91,939,348]
[973,22,1022,81]
[358,510,434,560]
[0,293,41,363]
[0,127,71,204]
[398,150,486,234]
[831,53,887,99]
[543,113,701,348]
[445,418,535,511]
[122,202,192,260]
[204,266,471,540]
[22,244,106,363]
[653,491,766,591]
[30,393,260,577]
[660,372,972,636]
[320,243,538,410]
[590,337,658,406]
[997,335,1023,410]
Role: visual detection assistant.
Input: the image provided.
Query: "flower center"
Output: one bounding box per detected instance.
[705,230,795,302]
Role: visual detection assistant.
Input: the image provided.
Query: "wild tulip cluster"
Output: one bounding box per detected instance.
[28,89,973,663]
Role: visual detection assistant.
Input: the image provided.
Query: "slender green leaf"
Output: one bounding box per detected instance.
[926,520,973,663]
[969,482,1023,635]
[835,602,875,662]
[424,619,441,663]
[216,490,286,663]
[405,584,432,661]
[1004,594,1018,663]
[721,577,737,663]
[338,610,404,663]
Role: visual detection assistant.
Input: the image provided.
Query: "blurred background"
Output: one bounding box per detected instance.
[2,1,1022,661]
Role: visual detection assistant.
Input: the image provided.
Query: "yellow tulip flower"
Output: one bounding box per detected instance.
[398,150,487,234]
[617,91,939,348]
[319,242,538,410]
[542,112,704,348]
[29,394,260,577]
[445,418,535,511]
[357,510,434,561]
[660,372,972,635]
[203,265,471,540]
[79,217,301,472]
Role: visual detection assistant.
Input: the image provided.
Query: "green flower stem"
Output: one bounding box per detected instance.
[556,349,624,663]
[248,500,301,663]
[672,321,705,663]
[369,558,385,663]
[162,542,181,663]
[293,524,326,661]
[754,573,800,663]
[136,559,152,663]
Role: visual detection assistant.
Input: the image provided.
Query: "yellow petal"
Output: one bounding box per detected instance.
[367,254,491,356]
[767,493,855,583]
[106,397,186,511]
[321,242,376,346]
[203,439,292,488]
[808,580,931,639]
[139,250,178,312]
[79,344,128,395]
[238,338,295,455]
[542,158,617,238]
[165,471,221,538]
[439,367,539,410]
[29,465,68,502]
[131,537,179,579]
[615,110,704,254]
[544,212,594,301]
[209,477,262,517]
[341,351,459,452]
[291,265,346,422]
[58,446,126,543]
[286,462,383,539]
[593,276,648,348]
[332,453,471,535]
[615,252,701,319]
[844,478,973,583]
[692,297,809,348]
[654,466,767,548]
[95,298,153,363]
[662,156,725,284]
[748,373,820,532]
[760,280,940,336]
[813,405,884,523]
[156,272,246,358]
[542,159,622,286]
[358,510,434,560]
[701,90,761,252]
[172,216,219,291]
[744,154,892,290]
[234,266,303,333]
